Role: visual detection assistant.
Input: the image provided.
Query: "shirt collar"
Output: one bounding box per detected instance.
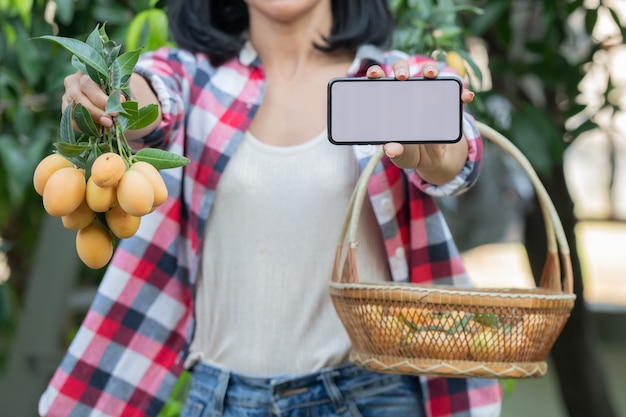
[239,40,261,67]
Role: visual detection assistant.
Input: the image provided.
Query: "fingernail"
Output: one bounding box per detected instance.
[468,92,475,100]
[396,68,408,78]
[426,68,436,77]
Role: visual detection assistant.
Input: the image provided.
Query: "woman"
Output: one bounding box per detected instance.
[40,0,502,416]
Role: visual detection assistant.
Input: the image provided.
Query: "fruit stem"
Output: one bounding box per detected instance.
[113,122,132,168]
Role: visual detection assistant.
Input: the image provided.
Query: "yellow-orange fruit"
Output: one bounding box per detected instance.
[129,161,168,207]
[445,51,467,77]
[105,205,141,238]
[404,329,441,358]
[91,152,127,187]
[43,167,86,217]
[76,221,113,269]
[62,198,96,230]
[469,330,497,361]
[33,153,74,196]
[116,170,154,217]
[86,176,117,212]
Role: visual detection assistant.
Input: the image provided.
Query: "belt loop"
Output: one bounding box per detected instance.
[320,369,348,414]
[210,369,231,415]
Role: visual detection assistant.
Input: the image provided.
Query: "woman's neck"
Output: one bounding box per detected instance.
[247,3,338,78]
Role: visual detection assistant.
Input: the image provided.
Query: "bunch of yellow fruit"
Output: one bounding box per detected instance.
[32,24,189,270]
[33,152,168,269]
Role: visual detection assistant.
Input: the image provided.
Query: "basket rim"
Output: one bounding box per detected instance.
[329,281,577,301]
[349,351,549,379]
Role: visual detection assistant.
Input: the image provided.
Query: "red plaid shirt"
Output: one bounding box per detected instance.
[39,42,502,416]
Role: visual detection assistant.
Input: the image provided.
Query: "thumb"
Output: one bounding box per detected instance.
[384,142,420,169]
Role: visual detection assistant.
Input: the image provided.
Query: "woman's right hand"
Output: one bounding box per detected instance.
[62,71,114,128]
[62,71,161,138]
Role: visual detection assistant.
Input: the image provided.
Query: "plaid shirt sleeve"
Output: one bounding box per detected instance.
[38,48,198,417]
[39,45,266,417]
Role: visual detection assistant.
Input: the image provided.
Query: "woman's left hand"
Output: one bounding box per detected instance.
[366,60,475,185]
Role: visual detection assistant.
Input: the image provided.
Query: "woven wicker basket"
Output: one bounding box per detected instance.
[329,121,576,379]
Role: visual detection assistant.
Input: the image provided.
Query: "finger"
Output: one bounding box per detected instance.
[392,60,410,80]
[79,74,108,111]
[421,62,438,79]
[66,89,113,127]
[383,142,420,170]
[62,72,82,113]
[462,89,475,104]
[64,74,112,127]
[366,65,385,79]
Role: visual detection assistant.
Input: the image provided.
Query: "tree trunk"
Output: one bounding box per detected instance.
[524,164,617,417]
[0,216,81,416]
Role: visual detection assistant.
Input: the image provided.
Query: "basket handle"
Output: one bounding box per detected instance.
[331,121,574,295]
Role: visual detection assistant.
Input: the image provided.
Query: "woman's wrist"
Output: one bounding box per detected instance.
[416,136,469,185]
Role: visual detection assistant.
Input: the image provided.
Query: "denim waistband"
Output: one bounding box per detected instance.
[184,361,425,417]
[191,361,367,396]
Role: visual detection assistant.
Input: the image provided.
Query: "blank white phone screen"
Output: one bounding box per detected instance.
[328,77,462,144]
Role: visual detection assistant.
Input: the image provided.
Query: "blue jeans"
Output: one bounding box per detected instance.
[181,362,426,417]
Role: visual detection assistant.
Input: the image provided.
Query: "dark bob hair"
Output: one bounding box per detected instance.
[167,0,395,65]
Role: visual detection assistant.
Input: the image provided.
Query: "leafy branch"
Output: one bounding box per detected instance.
[34,24,188,173]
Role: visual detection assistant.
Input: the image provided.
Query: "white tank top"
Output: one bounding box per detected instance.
[186,130,391,376]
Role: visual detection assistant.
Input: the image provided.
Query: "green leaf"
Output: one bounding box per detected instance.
[54,0,75,25]
[501,379,516,397]
[105,91,125,115]
[98,24,111,44]
[34,35,109,79]
[60,104,76,144]
[86,25,103,55]
[509,106,563,175]
[457,49,483,82]
[433,25,463,41]
[104,43,123,68]
[14,0,33,27]
[470,1,508,36]
[71,55,88,74]
[112,49,141,89]
[134,148,190,170]
[16,26,41,85]
[73,104,101,137]
[474,312,499,328]
[120,100,139,115]
[53,142,91,158]
[125,104,159,131]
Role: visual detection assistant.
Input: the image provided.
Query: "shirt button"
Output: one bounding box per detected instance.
[381,198,393,215]
[395,247,405,259]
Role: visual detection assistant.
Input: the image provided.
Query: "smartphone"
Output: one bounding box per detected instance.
[327,76,463,145]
